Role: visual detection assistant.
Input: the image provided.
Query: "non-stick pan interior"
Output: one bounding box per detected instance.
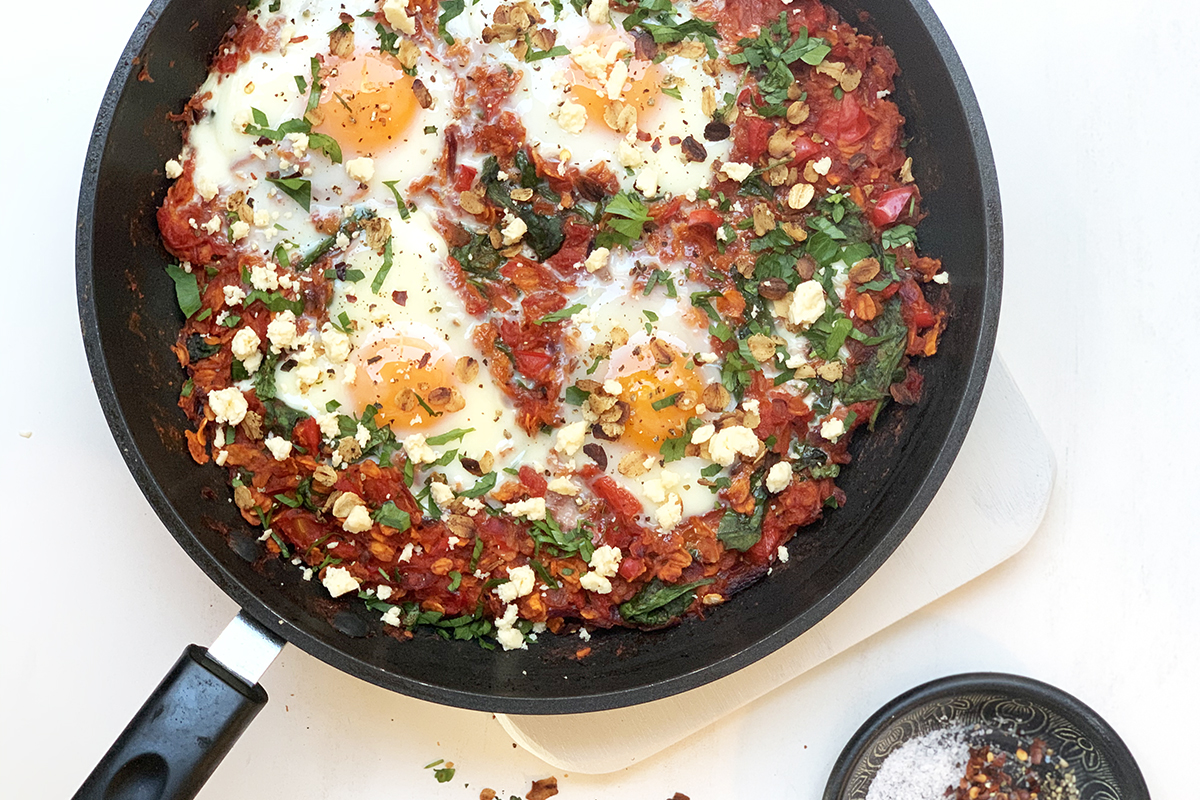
[78,0,1000,713]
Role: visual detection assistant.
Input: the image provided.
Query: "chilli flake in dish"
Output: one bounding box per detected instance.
[159,0,948,650]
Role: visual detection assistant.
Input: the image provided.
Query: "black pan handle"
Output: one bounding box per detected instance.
[73,644,268,800]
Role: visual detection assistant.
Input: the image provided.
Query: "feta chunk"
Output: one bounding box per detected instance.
[250,263,279,291]
[655,494,683,531]
[547,477,579,496]
[164,159,183,179]
[321,566,359,598]
[266,310,298,353]
[785,280,826,328]
[820,417,845,442]
[719,162,755,182]
[402,433,438,464]
[557,101,588,134]
[345,156,375,183]
[766,460,792,493]
[342,504,374,533]
[495,564,537,603]
[230,327,261,362]
[707,425,761,466]
[223,285,246,307]
[382,0,416,33]
[504,496,547,522]
[430,481,455,507]
[588,545,622,578]
[554,420,588,457]
[580,571,613,594]
[264,434,293,461]
[207,387,248,426]
[584,247,610,273]
[320,323,351,363]
[500,213,527,245]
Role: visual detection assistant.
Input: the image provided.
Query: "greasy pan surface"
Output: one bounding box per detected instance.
[77,0,1000,713]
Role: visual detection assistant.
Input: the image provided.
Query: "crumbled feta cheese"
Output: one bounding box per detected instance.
[382,0,416,33]
[691,423,716,444]
[380,606,402,626]
[643,478,667,505]
[588,545,622,578]
[578,628,592,642]
[603,379,623,396]
[301,568,313,581]
[500,213,527,246]
[820,417,845,442]
[811,156,833,176]
[345,156,375,183]
[696,352,719,364]
[215,450,228,466]
[777,545,790,563]
[655,494,683,531]
[634,166,659,197]
[587,0,610,23]
[554,420,588,457]
[264,434,293,461]
[584,247,610,273]
[571,45,610,81]
[766,461,793,493]
[250,263,279,291]
[495,603,526,650]
[354,423,370,450]
[504,496,547,521]
[430,481,455,507]
[165,159,183,179]
[617,140,642,169]
[461,497,485,516]
[605,58,628,100]
[266,310,298,352]
[286,132,309,156]
[376,584,393,601]
[342,504,374,533]
[207,387,248,426]
[580,571,613,594]
[201,215,221,235]
[398,542,414,562]
[557,101,588,134]
[547,477,579,496]
[495,564,537,603]
[194,172,219,201]
[707,425,761,466]
[719,162,755,182]
[321,566,359,598]
[223,285,246,307]
[785,280,826,328]
[230,327,261,362]
[402,433,437,464]
[230,220,250,241]
[741,399,760,415]
[331,491,365,519]
[320,323,351,362]
[317,412,340,440]
[933,272,949,284]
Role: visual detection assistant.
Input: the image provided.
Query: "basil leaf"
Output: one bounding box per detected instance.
[425,427,474,446]
[373,501,412,531]
[619,577,715,627]
[717,493,767,552]
[836,298,908,403]
[267,176,312,211]
[165,265,202,318]
[371,236,394,293]
[459,472,496,498]
[437,0,464,44]
[534,303,584,325]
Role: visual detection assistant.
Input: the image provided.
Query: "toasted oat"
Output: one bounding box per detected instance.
[817,361,844,382]
[786,101,810,125]
[747,333,780,363]
[618,450,650,477]
[361,216,392,250]
[752,203,777,236]
[848,257,881,284]
[455,355,480,382]
[788,183,815,210]
[337,436,362,463]
[239,410,263,440]
[702,383,732,411]
[767,127,795,159]
[313,464,338,486]
[329,26,355,58]
[780,221,808,242]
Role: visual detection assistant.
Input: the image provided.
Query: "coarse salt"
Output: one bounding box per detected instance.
[865,726,970,800]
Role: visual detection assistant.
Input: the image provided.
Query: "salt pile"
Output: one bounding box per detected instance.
[865,727,970,800]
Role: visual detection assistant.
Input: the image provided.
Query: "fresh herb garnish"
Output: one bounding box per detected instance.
[370,236,394,293]
[534,303,585,325]
[266,176,312,211]
[459,472,497,498]
[595,191,652,250]
[619,577,715,627]
[373,501,412,531]
[437,0,464,44]
[425,427,474,446]
[165,265,202,318]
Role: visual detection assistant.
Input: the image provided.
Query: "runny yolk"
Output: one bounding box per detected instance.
[315,51,419,155]
[351,335,457,430]
[569,37,661,129]
[610,350,705,454]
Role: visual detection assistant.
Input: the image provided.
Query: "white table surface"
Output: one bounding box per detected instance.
[2,0,1195,798]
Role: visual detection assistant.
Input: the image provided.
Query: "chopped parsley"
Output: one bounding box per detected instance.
[165,265,202,318]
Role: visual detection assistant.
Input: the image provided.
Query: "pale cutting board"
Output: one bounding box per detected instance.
[498,356,1054,773]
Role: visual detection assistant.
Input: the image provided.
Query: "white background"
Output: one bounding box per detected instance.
[2,0,1196,797]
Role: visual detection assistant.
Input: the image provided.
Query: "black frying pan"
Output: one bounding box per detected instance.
[75,0,1001,796]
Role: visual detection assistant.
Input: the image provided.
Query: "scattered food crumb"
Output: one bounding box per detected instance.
[526,776,558,800]
[18,430,33,438]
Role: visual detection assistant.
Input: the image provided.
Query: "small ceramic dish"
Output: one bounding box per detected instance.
[823,672,1149,800]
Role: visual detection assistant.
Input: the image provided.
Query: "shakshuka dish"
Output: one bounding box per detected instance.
[159,0,948,650]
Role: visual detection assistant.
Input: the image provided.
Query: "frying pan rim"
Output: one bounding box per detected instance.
[76,0,1002,715]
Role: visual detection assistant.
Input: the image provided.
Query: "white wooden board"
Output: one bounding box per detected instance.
[497,355,1054,774]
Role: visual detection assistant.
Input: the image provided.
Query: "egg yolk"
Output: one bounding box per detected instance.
[609,346,705,453]
[315,51,420,155]
[351,334,457,430]
[570,37,661,129]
